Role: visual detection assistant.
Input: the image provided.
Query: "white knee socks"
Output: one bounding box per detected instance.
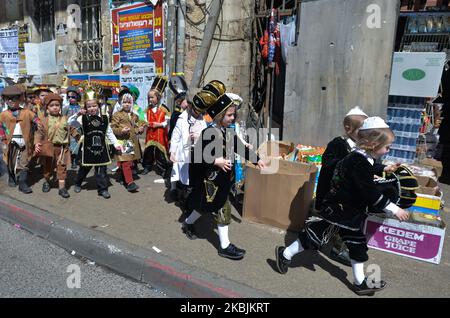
[217,225,231,249]
[283,239,304,260]
[351,260,365,285]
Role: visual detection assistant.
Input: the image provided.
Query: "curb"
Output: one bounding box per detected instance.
[0,194,273,298]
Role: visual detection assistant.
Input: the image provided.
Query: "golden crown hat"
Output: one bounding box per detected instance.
[79,81,102,105]
[202,80,226,98]
[150,75,168,95]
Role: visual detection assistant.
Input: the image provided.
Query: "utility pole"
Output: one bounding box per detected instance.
[166,0,177,111]
[176,0,186,74]
[189,0,223,91]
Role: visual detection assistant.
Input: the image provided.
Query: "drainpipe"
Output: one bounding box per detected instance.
[176,0,186,74]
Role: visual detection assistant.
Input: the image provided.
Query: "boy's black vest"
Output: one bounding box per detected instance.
[81,114,111,166]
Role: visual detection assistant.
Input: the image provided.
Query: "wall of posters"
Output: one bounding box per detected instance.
[118,5,153,63]
[111,2,164,72]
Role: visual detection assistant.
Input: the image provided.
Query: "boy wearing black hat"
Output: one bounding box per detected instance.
[182,92,266,260]
[168,81,221,203]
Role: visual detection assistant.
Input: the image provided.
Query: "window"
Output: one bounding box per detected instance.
[81,0,101,40]
[75,0,102,72]
[34,0,55,42]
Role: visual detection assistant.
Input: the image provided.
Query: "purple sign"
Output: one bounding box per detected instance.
[365,218,443,263]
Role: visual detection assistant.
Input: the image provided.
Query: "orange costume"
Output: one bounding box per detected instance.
[145,105,169,156]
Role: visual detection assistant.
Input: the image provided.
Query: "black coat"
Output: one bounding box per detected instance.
[316,136,385,210]
[319,151,391,231]
[187,126,259,213]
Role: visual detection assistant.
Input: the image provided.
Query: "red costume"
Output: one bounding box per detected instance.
[145,105,169,156]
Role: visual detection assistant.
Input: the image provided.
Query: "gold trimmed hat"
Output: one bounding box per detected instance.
[206,93,234,120]
[202,80,226,98]
[192,80,227,113]
[150,75,168,95]
[79,81,102,105]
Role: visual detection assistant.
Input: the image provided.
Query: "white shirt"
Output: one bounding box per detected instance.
[11,122,25,148]
[346,138,356,151]
[169,110,207,185]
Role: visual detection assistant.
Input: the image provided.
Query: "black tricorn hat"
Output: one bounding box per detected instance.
[207,94,234,120]
[151,75,168,95]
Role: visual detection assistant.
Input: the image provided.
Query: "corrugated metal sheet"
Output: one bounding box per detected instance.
[283,0,400,147]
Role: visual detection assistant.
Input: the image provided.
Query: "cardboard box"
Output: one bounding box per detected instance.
[420,158,443,178]
[257,140,296,160]
[243,141,318,231]
[364,215,446,264]
[409,176,442,216]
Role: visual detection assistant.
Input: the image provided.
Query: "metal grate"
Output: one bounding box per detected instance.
[400,33,450,51]
[74,37,103,72]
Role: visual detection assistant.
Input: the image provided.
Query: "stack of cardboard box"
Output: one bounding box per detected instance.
[243,141,318,232]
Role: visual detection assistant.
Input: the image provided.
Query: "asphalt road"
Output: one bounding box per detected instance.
[0,218,169,298]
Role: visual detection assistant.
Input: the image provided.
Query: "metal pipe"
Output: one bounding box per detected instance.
[176,0,186,74]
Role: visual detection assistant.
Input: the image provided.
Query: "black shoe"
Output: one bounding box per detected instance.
[218,243,245,260]
[126,182,139,192]
[17,171,32,194]
[181,222,197,240]
[140,167,150,175]
[74,185,81,193]
[42,181,51,193]
[275,246,291,274]
[353,278,387,296]
[98,190,111,199]
[329,247,352,267]
[19,184,33,194]
[58,188,70,198]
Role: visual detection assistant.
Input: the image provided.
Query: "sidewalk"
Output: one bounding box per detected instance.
[1,168,450,298]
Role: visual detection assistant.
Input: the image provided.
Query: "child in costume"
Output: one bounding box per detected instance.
[183,92,266,260]
[110,93,146,192]
[169,81,221,203]
[141,76,170,176]
[62,86,81,169]
[0,85,40,193]
[316,107,400,266]
[275,117,409,295]
[68,86,122,199]
[34,94,71,198]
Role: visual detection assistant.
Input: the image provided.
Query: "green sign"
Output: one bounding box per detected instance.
[402,68,426,81]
